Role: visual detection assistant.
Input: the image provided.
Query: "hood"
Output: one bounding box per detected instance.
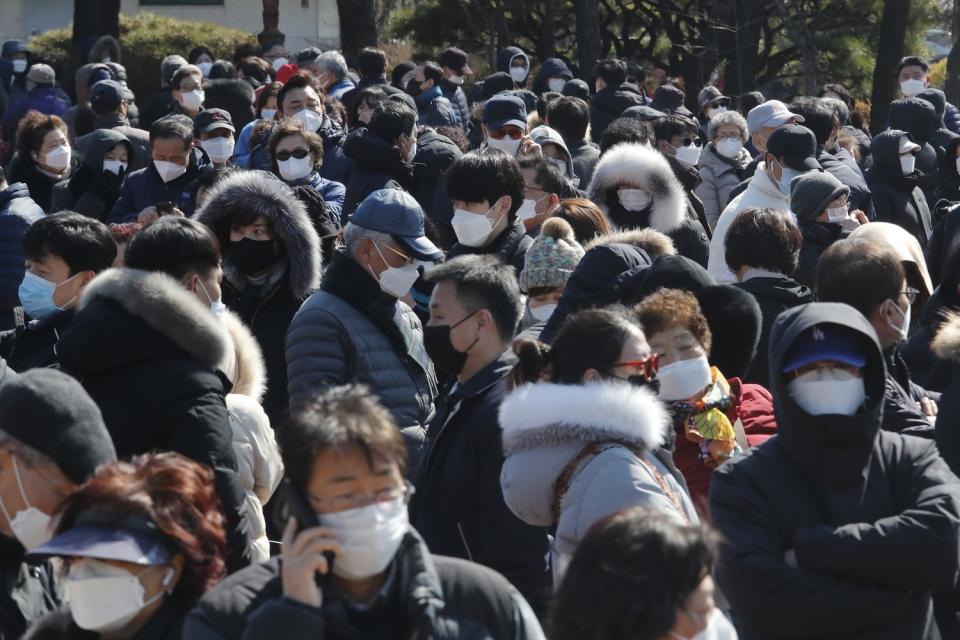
[88,35,121,64]
[1,41,27,60]
[0,182,32,208]
[768,302,886,486]
[584,227,677,257]
[592,85,644,114]
[916,88,947,122]
[736,275,815,306]
[342,127,414,182]
[587,143,687,234]
[869,129,918,182]
[221,310,266,402]
[889,98,939,144]
[194,171,321,299]
[533,58,573,90]
[696,284,762,380]
[528,125,575,179]
[497,47,529,77]
[318,115,346,147]
[630,254,714,304]
[848,222,933,298]
[79,129,132,172]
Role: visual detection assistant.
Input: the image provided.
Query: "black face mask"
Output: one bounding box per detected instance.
[228,236,278,276]
[405,77,423,98]
[424,310,479,378]
[626,374,660,394]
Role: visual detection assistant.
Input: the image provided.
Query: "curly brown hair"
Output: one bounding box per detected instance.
[635,288,712,354]
[52,452,227,606]
[15,110,67,163]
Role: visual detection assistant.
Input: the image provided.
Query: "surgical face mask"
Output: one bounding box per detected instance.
[66,559,173,633]
[516,194,549,221]
[179,89,204,112]
[260,107,277,121]
[448,74,465,86]
[424,311,479,377]
[277,154,314,182]
[12,59,27,74]
[901,78,925,97]
[900,153,917,176]
[291,108,323,133]
[0,455,54,550]
[451,205,505,248]
[672,142,702,167]
[202,137,234,163]
[618,188,652,212]
[406,139,418,163]
[657,354,712,401]
[18,271,79,321]
[486,135,522,157]
[887,298,911,340]
[195,278,226,319]
[706,105,728,118]
[103,159,127,175]
[715,138,742,159]
[153,159,187,183]
[271,57,289,72]
[772,160,801,196]
[43,144,71,171]
[787,368,866,416]
[826,204,848,223]
[548,78,566,93]
[369,243,419,298]
[510,66,529,84]
[197,61,213,77]
[529,302,557,322]
[318,497,409,580]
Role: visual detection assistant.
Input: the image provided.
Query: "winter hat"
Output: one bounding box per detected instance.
[789,170,848,226]
[160,55,187,86]
[888,98,938,145]
[391,61,416,87]
[696,284,762,379]
[519,218,585,292]
[916,88,947,122]
[0,369,117,484]
[697,86,730,112]
[275,63,300,84]
[482,72,515,101]
[27,64,54,85]
[562,79,591,102]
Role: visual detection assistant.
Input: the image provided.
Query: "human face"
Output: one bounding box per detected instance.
[173,73,202,99]
[104,143,129,164]
[816,193,849,223]
[33,128,68,170]
[0,448,75,538]
[670,574,717,639]
[452,196,511,241]
[713,124,741,143]
[304,446,404,516]
[541,143,565,163]
[428,279,490,353]
[898,65,928,85]
[647,326,705,366]
[184,265,223,308]
[195,53,213,65]
[151,137,190,167]
[751,125,777,154]
[275,133,316,167]
[358,237,413,281]
[200,128,233,143]
[24,253,90,308]
[263,96,278,113]
[281,86,322,118]
[528,288,562,309]
[230,215,274,242]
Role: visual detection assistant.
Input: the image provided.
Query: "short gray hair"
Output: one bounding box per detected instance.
[317,51,348,81]
[707,110,749,142]
[344,222,393,259]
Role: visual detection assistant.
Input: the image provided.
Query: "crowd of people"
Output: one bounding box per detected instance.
[1,30,960,639]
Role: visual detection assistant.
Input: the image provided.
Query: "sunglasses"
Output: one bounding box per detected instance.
[613,353,662,381]
[275,148,311,162]
[489,128,524,140]
[675,138,703,148]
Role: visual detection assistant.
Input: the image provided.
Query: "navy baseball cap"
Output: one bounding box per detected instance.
[781,324,867,373]
[767,124,822,172]
[90,79,124,111]
[193,108,235,136]
[351,189,443,261]
[29,512,174,566]
[483,93,527,130]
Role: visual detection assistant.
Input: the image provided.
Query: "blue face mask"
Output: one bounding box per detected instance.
[773,159,802,196]
[18,271,78,320]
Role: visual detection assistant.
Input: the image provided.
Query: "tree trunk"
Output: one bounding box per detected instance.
[336,0,378,57]
[72,0,120,50]
[715,0,762,97]
[773,0,816,95]
[541,0,557,59]
[946,0,960,106]
[574,0,601,81]
[870,0,912,134]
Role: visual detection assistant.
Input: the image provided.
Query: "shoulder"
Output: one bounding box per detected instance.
[431,555,531,631]
[190,558,283,629]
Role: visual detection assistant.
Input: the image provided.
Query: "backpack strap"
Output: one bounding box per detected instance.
[553,440,643,522]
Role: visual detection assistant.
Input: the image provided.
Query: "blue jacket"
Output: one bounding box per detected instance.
[107,147,212,223]
[284,170,345,224]
[414,86,458,128]
[230,118,260,169]
[242,117,354,188]
[0,183,44,330]
[439,79,470,133]
[946,102,960,135]
[1,87,70,142]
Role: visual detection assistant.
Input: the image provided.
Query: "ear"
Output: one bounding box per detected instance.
[168,555,185,592]
[495,194,512,216]
[424,78,435,90]
[656,140,671,154]
[78,270,96,289]
[582,368,602,383]
[548,193,561,208]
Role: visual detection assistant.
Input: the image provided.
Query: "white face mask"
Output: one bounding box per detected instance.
[44,144,71,171]
[448,74,465,86]
[516,194,548,221]
[12,59,27,74]
[548,78,566,93]
[618,188,652,212]
[369,243,419,298]
[715,138,742,159]
[657,354,712,401]
[197,61,213,77]
[706,105,728,118]
[451,204,505,248]
[486,136,522,157]
[901,78,925,97]
[103,159,127,175]
[260,108,277,121]
[153,159,187,183]
[291,108,323,133]
[787,368,866,416]
[673,143,702,167]
[202,137,234,163]
[773,160,801,196]
[179,89,204,112]
[66,559,173,633]
[405,139,418,163]
[529,302,557,322]
[277,155,314,182]
[900,153,917,176]
[510,66,529,84]
[0,456,53,550]
[826,204,848,223]
[887,298,911,340]
[271,57,289,72]
[318,496,409,580]
[196,278,226,319]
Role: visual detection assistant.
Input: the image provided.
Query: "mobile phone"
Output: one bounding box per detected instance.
[154,202,174,215]
[272,479,335,580]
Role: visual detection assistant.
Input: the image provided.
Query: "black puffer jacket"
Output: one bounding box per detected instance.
[0,182,44,331]
[867,130,933,249]
[0,309,73,372]
[818,147,874,218]
[341,127,415,222]
[50,129,132,220]
[889,98,942,212]
[7,153,75,214]
[710,302,960,640]
[590,83,646,141]
[411,127,462,222]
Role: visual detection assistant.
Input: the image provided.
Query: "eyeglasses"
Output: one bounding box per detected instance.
[612,353,662,381]
[900,287,920,305]
[307,482,414,514]
[788,360,862,378]
[489,128,524,140]
[275,148,311,162]
[376,241,413,265]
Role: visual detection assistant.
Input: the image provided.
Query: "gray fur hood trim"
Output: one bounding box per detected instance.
[221,310,267,402]
[586,143,687,233]
[194,171,322,299]
[499,381,669,455]
[78,268,229,369]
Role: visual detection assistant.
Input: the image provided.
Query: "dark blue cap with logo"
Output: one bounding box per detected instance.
[193,108,235,136]
[351,189,443,261]
[781,324,867,372]
[483,93,527,130]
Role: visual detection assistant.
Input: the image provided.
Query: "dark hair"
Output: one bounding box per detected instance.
[517,154,565,197]
[124,216,221,280]
[149,116,193,150]
[188,46,213,65]
[435,125,470,152]
[423,61,443,85]
[552,198,610,244]
[170,65,202,92]
[23,212,117,274]
[369,100,417,142]
[819,83,854,110]
[280,384,408,485]
[52,452,226,606]
[15,111,67,161]
[595,58,627,86]
[446,150,526,221]
[549,507,716,640]
[194,165,241,205]
[277,72,321,114]
[899,56,929,73]
[627,60,647,85]
[547,97,589,143]
[511,308,640,386]
[357,47,389,77]
[724,207,802,275]
[636,289,712,353]
[256,81,283,113]
[816,239,905,316]
[600,117,651,154]
[538,91,562,120]
[425,254,522,342]
[323,95,348,129]
[208,60,235,80]
[267,119,324,176]
[237,56,271,86]
[652,114,698,143]
[738,91,765,116]
[789,97,839,146]
[350,85,389,128]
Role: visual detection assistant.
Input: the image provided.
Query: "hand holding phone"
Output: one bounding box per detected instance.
[280,517,341,608]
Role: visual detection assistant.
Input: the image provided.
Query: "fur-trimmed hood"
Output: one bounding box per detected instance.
[584,227,677,257]
[194,171,321,300]
[221,310,267,402]
[932,311,960,363]
[586,143,687,233]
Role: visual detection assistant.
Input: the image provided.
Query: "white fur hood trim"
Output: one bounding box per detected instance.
[499,381,669,454]
[221,310,267,402]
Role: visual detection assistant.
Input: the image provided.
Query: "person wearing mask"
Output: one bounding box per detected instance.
[530,57,574,97]
[915,87,960,204]
[341,47,401,108]
[888,97,942,211]
[710,301,960,639]
[108,115,213,223]
[0,166,45,332]
[258,42,288,74]
[501,308,698,586]
[550,197,611,244]
[696,109,752,230]
[138,55,187,131]
[899,55,960,134]
[193,108,235,169]
[478,93,539,159]
[517,155,566,235]
[517,217,584,335]
[60,62,108,143]
[726,207,814,387]
[51,129,131,219]
[184,384,545,638]
[587,142,711,267]
[867,129,932,248]
[189,45,216,78]
[0,41,31,116]
[25,453,227,639]
[0,213,115,371]
[231,81,280,169]
[498,46,531,88]
[653,115,712,236]
[546,96,600,187]
[437,47,473,133]
[315,50,354,101]
[0,368,117,639]
[738,99,805,183]
[412,255,552,613]
[341,101,418,221]
[816,239,938,436]
[405,62,458,128]
[708,123,822,283]
[1,65,69,144]
[194,170,320,424]
[8,112,73,213]
[528,124,579,187]
[77,79,150,169]
[590,58,646,142]
[696,85,731,139]
[168,65,205,119]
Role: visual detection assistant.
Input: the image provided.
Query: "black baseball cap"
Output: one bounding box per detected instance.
[766,124,822,172]
[90,79,124,111]
[193,108,235,136]
[649,84,692,117]
[438,47,472,75]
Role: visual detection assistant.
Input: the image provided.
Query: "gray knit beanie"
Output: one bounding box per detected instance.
[519,218,585,292]
[789,171,849,225]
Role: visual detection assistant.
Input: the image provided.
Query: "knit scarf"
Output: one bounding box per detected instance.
[667,367,742,468]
